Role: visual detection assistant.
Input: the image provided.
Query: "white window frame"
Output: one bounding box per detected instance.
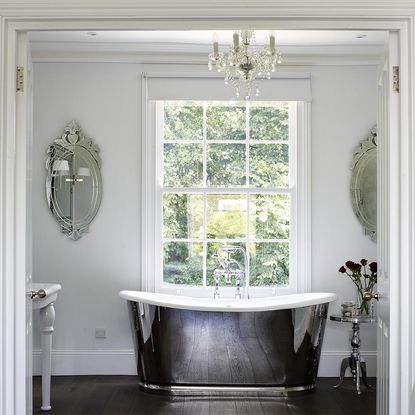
[141,75,311,298]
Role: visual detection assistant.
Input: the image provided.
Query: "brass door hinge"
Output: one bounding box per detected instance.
[393,66,399,93]
[16,66,24,92]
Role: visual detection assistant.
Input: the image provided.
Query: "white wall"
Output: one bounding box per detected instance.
[310,65,377,375]
[32,61,377,376]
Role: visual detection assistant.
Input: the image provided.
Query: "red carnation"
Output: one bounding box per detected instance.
[369,262,377,273]
[338,266,347,273]
[360,259,368,266]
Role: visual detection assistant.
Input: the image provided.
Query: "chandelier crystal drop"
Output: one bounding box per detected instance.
[208,30,282,100]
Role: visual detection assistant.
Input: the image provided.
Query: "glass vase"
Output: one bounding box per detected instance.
[357,290,370,315]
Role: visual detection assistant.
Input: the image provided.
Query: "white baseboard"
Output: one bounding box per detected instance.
[32,349,137,376]
[33,349,377,377]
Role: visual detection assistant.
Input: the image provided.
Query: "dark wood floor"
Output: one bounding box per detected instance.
[33,376,376,415]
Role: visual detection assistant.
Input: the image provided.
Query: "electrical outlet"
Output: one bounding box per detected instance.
[95,327,106,339]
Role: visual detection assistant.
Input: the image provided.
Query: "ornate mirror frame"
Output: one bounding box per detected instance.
[350,126,377,242]
[46,120,102,240]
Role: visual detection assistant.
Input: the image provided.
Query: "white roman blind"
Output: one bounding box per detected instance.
[144,73,312,102]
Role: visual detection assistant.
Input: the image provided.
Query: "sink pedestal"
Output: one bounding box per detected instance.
[31,283,61,412]
[39,302,56,411]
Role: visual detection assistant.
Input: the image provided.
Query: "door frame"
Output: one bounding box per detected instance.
[0,4,414,415]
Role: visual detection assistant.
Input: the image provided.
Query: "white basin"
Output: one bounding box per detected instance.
[31,283,62,310]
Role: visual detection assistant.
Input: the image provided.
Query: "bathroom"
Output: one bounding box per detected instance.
[29,27,386,414]
[25,29,383,414]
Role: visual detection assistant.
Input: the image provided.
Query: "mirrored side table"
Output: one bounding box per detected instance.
[330,314,375,395]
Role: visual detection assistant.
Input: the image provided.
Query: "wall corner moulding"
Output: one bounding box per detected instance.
[45,120,102,240]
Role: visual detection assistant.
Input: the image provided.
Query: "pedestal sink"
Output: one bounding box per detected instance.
[30,283,61,412]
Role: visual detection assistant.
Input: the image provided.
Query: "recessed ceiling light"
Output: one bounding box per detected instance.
[356,34,367,39]
[86,32,97,36]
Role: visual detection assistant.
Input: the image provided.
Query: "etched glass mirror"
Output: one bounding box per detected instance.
[46,120,102,240]
[350,127,377,241]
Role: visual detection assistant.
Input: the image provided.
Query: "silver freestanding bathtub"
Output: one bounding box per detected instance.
[119,291,336,395]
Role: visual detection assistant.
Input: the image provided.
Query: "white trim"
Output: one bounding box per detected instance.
[28,41,385,66]
[296,102,311,293]
[30,348,376,377]
[28,41,386,56]
[140,73,153,292]
[0,16,4,414]
[145,71,311,79]
[32,349,137,376]
[30,51,384,66]
[0,2,415,17]
[144,96,309,296]
[0,10,414,415]
[2,21,18,415]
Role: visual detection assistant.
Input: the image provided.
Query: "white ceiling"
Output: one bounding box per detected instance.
[29,30,387,47]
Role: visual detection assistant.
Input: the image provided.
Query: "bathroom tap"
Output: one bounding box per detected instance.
[212,246,249,299]
[213,269,221,299]
[234,269,244,300]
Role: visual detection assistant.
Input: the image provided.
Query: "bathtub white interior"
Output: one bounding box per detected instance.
[119,290,337,313]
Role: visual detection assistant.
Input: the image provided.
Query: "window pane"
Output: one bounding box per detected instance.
[207,144,246,186]
[249,242,289,286]
[250,144,289,187]
[164,143,203,187]
[163,242,203,285]
[164,101,203,141]
[249,102,289,141]
[207,194,247,239]
[163,194,203,239]
[206,242,246,286]
[249,194,290,239]
[207,103,246,140]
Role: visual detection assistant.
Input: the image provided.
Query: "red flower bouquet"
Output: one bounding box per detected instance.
[339,259,377,314]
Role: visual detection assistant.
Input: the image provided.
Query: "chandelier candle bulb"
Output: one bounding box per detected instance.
[270,34,276,53]
[213,32,219,58]
[233,32,240,51]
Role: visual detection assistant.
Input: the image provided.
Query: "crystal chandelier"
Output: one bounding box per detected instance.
[208,30,282,100]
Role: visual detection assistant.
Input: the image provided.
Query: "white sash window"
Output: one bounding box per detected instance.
[142,74,311,297]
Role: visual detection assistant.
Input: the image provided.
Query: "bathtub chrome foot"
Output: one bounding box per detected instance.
[138,381,315,396]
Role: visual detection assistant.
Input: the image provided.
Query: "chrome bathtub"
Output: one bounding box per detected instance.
[119,291,336,395]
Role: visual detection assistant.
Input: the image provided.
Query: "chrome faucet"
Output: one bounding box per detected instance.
[212,245,249,299]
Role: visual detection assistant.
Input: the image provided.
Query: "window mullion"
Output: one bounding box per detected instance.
[246,101,251,291]
[202,102,207,288]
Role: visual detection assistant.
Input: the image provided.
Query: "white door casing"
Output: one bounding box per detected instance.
[376,35,392,415]
[14,31,33,415]
[0,5,414,415]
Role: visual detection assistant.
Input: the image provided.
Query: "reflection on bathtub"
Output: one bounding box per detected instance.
[120,291,336,394]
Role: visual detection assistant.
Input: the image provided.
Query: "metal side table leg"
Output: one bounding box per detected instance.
[355,355,361,394]
[360,361,372,389]
[333,357,349,389]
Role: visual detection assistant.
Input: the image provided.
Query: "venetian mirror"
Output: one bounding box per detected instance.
[46,120,102,240]
[350,126,377,242]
